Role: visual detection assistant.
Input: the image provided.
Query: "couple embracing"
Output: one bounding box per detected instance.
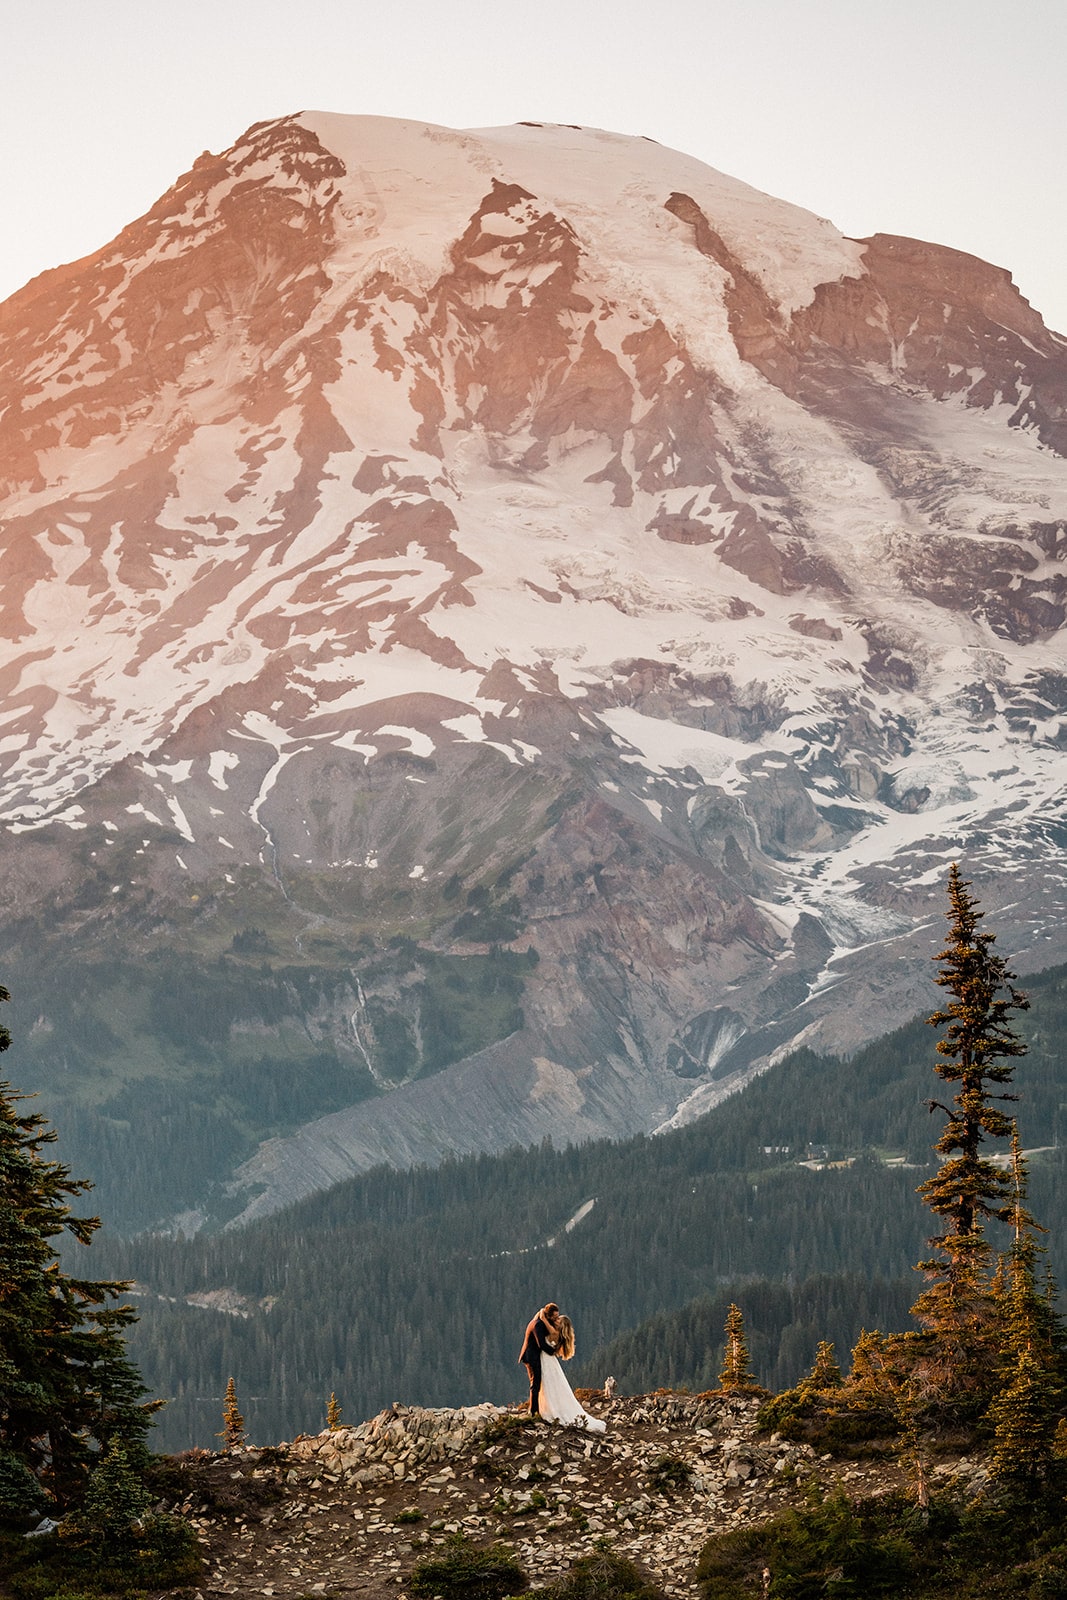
[518,1302,606,1432]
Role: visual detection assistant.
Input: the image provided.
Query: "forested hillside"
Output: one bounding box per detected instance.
[90,961,1067,1450]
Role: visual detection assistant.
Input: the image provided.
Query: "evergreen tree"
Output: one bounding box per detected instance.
[910,866,1029,1397]
[999,1132,1056,1351]
[803,1340,843,1391]
[326,1391,343,1431]
[219,1377,245,1451]
[987,1349,1063,1493]
[719,1304,755,1391]
[0,1445,40,1519]
[62,1438,152,1547]
[847,1329,886,1393]
[986,1130,1066,1492]
[0,986,160,1508]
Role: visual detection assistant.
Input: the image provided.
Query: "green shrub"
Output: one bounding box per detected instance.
[482,1411,537,1444]
[757,1386,897,1453]
[7,1511,202,1598]
[646,1453,694,1494]
[696,1488,916,1598]
[1025,1548,1067,1599]
[695,1491,1067,1598]
[409,1531,528,1599]
[532,1546,667,1599]
[692,1524,766,1600]
[11,1586,103,1600]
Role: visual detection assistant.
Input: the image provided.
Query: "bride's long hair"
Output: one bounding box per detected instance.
[555,1314,575,1360]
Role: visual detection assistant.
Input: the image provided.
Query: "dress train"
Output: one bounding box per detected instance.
[538,1353,606,1431]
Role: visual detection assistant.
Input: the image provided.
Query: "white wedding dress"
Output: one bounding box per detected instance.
[538,1354,607,1431]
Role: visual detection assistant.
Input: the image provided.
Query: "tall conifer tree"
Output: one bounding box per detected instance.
[0,984,159,1508]
[1000,1131,1059,1358]
[910,866,1029,1397]
[986,1130,1066,1490]
[219,1377,245,1451]
[719,1304,755,1391]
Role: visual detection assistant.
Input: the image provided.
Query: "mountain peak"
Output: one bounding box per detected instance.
[1,112,1065,1229]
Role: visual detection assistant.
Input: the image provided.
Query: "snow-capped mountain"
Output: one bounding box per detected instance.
[1,113,1065,1229]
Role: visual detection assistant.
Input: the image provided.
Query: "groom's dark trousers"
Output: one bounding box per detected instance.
[519,1312,554,1415]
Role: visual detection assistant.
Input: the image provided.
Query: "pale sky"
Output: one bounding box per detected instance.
[3,0,1065,332]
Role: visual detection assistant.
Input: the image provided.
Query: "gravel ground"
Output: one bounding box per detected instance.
[155,1392,961,1600]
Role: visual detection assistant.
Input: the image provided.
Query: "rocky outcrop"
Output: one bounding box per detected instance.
[291,1402,507,1483]
[159,1392,989,1599]
[795,234,1067,457]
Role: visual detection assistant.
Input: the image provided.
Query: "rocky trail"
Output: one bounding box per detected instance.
[153,1392,986,1598]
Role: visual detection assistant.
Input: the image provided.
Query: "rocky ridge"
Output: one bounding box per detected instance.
[158,1393,985,1597]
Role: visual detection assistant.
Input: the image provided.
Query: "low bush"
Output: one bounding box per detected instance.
[696,1487,921,1599]
[482,1410,537,1444]
[2,1438,203,1599]
[646,1453,694,1494]
[409,1531,528,1599]
[695,1485,1067,1599]
[530,1545,667,1599]
[757,1386,898,1453]
[4,1512,202,1598]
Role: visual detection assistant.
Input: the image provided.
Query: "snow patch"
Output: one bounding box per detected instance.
[208,751,239,791]
[600,708,748,787]
[147,759,193,784]
[165,796,195,843]
[126,804,164,827]
[376,725,437,758]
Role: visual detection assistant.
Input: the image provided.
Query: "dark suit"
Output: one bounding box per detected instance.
[518,1310,557,1414]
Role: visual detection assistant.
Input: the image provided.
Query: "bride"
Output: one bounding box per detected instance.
[538,1314,606,1432]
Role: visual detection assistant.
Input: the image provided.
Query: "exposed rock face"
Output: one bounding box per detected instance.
[1,113,1065,1228]
[798,234,1067,456]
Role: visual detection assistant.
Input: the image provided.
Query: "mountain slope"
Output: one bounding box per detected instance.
[1,113,1065,1229]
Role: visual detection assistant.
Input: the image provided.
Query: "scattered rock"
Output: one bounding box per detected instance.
[157,1393,984,1600]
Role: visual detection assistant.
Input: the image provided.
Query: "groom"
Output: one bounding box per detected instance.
[519,1302,561,1416]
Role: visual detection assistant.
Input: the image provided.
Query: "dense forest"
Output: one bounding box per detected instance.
[84,958,1067,1451]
